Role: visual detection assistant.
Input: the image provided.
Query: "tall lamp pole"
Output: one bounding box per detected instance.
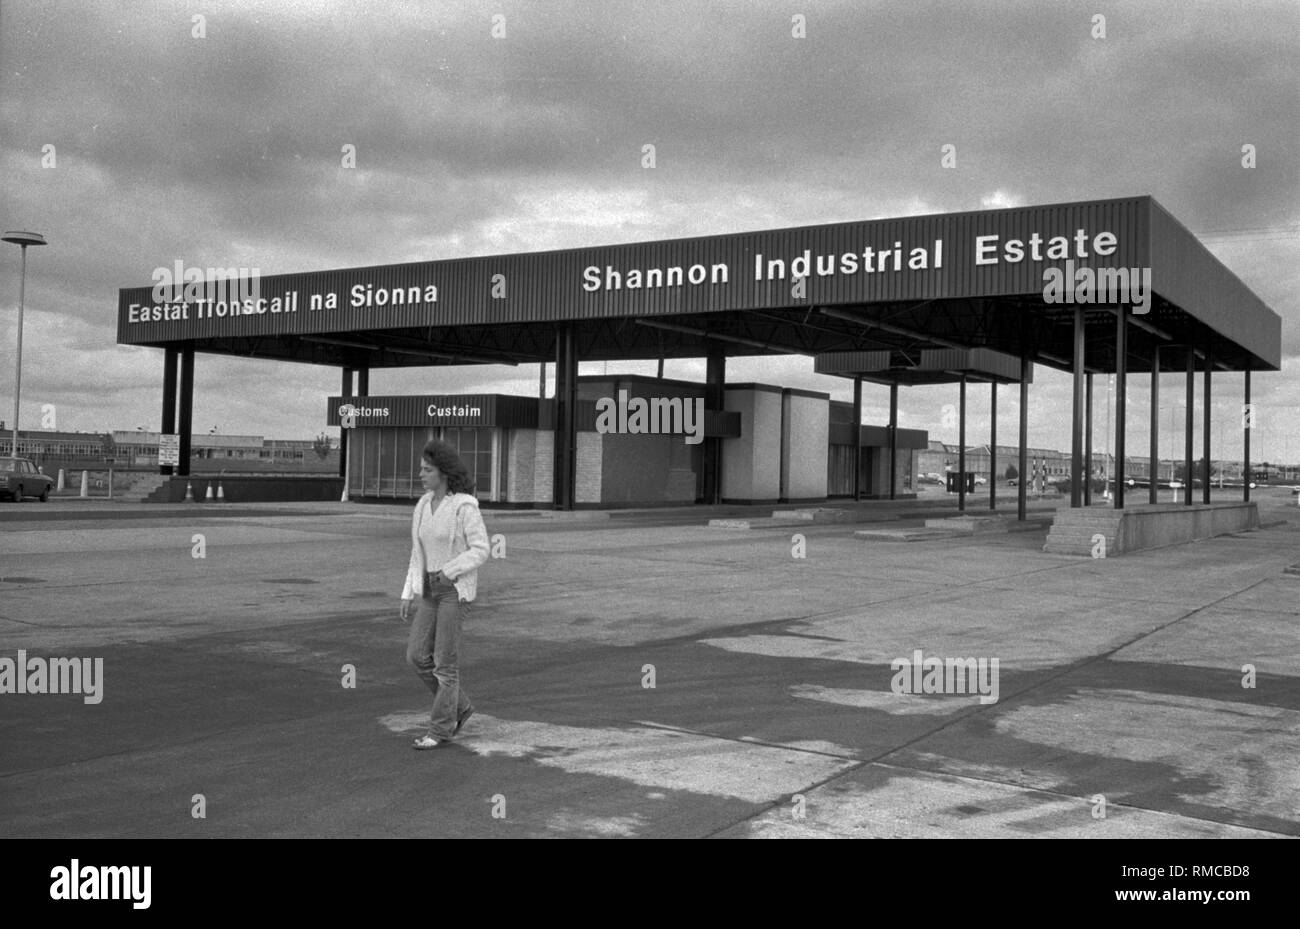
[3,231,48,457]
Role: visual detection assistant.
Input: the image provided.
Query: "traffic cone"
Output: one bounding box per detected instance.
[204,483,214,502]
[216,482,225,502]
[184,481,194,502]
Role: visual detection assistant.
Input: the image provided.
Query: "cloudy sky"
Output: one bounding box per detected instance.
[2,0,1297,460]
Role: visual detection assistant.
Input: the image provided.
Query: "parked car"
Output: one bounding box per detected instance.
[1007,479,1018,487]
[974,476,987,485]
[0,457,54,502]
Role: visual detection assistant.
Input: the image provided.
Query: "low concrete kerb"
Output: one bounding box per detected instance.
[1045,501,1261,556]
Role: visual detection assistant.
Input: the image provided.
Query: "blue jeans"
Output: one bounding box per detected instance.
[405,580,472,739]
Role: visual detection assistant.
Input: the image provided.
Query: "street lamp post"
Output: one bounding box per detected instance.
[3,231,48,458]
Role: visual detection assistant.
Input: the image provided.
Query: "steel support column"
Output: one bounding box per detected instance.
[552,324,578,510]
[1244,369,1251,502]
[1018,346,1029,522]
[1114,305,1127,509]
[339,367,353,479]
[160,347,178,476]
[958,374,967,513]
[888,382,898,501]
[987,381,998,511]
[852,376,862,501]
[1203,344,1212,504]
[703,345,725,505]
[1084,373,1092,506]
[177,345,194,478]
[1184,349,1194,506]
[1149,345,1160,504]
[1071,306,1084,508]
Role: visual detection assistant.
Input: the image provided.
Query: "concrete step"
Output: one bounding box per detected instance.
[129,473,171,502]
[923,516,1008,533]
[1044,522,1119,553]
[1045,528,1116,538]
[1044,510,1120,552]
[770,508,868,524]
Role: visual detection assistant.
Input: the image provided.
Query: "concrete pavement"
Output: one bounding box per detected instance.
[1,489,1297,837]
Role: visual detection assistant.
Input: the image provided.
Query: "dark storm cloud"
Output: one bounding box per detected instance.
[0,0,1295,452]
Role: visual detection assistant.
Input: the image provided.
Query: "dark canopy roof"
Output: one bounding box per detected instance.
[117,196,1281,376]
[814,348,1032,386]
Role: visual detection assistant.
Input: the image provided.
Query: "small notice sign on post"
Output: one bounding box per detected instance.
[158,434,180,467]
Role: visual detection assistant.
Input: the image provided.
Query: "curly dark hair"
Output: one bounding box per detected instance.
[422,440,475,494]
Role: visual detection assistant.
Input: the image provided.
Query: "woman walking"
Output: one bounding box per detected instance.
[400,440,491,749]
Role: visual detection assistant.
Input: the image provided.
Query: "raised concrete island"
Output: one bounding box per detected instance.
[1044,501,1260,556]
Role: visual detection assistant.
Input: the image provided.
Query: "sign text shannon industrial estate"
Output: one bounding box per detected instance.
[124,225,1135,326]
[582,228,1122,291]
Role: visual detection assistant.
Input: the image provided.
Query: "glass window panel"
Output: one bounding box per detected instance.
[408,427,421,496]
[349,431,360,494]
[395,428,414,497]
[379,429,398,496]
[363,428,380,496]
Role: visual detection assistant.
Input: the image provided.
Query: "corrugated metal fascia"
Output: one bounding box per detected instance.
[813,351,892,375]
[1148,198,1281,370]
[117,199,1152,344]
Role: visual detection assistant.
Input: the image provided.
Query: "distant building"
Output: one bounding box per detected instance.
[917,442,1092,480]
[915,442,1222,484]
[0,427,336,473]
[0,428,112,459]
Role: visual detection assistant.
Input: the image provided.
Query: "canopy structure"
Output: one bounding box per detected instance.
[814,348,1031,386]
[117,195,1282,511]
[814,347,1034,510]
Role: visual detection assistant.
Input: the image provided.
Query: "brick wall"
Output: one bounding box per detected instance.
[533,431,553,504]
[576,432,603,503]
[506,429,536,502]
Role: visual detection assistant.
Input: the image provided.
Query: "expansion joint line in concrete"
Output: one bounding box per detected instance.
[699,573,1278,839]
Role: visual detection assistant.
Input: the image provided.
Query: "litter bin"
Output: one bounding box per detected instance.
[945,472,976,494]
